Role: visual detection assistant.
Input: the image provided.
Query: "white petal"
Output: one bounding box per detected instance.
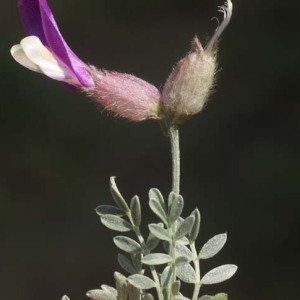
[61,295,70,300]
[20,36,77,84]
[10,44,41,73]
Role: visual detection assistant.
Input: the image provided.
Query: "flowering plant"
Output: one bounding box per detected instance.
[11,1,236,300]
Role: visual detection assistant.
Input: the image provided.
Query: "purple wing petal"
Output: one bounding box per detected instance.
[18,0,94,87]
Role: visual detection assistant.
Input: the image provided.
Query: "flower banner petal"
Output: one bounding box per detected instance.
[18,0,94,87]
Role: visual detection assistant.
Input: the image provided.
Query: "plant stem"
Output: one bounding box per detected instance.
[135,228,162,300]
[168,125,180,195]
[128,211,163,300]
[190,242,201,300]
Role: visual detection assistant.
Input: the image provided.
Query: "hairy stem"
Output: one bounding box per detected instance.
[190,242,201,300]
[128,212,163,300]
[168,125,180,195]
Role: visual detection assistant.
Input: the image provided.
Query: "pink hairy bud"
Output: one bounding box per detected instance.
[87,67,161,122]
[161,38,216,124]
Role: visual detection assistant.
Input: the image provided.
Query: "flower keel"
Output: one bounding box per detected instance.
[11,36,82,86]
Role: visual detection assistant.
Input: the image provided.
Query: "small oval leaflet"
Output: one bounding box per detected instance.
[168,192,184,223]
[175,215,195,240]
[161,266,173,288]
[175,256,188,266]
[188,208,201,242]
[128,274,156,290]
[199,233,227,260]
[130,196,142,226]
[118,253,137,274]
[146,232,160,251]
[113,236,141,253]
[142,253,171,265]
[86,289,114,300]
[110,177,129,212]
[149,188,166,209]
[95,205,125,216]
[100,285,118,297]
[149,223,171,241]
[131,252,142,272]
[175,241,194,262]
[176,263,197,284]
[101,215,132,232]
[201,264,238,285]
[149,198,167,224]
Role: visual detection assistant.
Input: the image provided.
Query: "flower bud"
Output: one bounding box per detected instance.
[87,67,161,122]
[161,38,216,123]
[161,0,233,124]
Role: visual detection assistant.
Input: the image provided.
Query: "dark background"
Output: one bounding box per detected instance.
[1,0,299,299]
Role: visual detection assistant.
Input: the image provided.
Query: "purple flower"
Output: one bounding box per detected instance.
[11,0,162,121]
[11,0,232,123]
[11,0,94,88]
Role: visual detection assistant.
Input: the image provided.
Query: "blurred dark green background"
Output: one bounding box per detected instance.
[1,0,299,299]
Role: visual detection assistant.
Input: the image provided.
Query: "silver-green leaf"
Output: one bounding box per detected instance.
[130,195,142,227]
[86,289,115,300]
[149,188,166,210]
[199,233,227,260]
[149,224,170,241]
[146,232,160,251]
[161,266,173,288]
[128,274,156,290]
[176,263,197,284]
[188,208,201,242]
[201,264,238,285]
[149,199,167,224]
[95,205,125,216]
[142,253,171,265]
[131,252,142,272]
[168,193,184,224]
[113,236,141,253]
[100,285,118,297]
[110,177,129,212]
[101,215,132,232]
[175,215,195,240]
[118,254,137,274]
[175,256,188,266]
[175,241,194,262]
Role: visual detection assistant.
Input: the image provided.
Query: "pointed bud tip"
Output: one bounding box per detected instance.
[205,0,233,53]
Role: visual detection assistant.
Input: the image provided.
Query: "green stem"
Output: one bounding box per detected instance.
[170,229,177,284]
[190,243,201,300]
[128,212,163,300]
[168,125,180,195]
[135,228,162,300]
